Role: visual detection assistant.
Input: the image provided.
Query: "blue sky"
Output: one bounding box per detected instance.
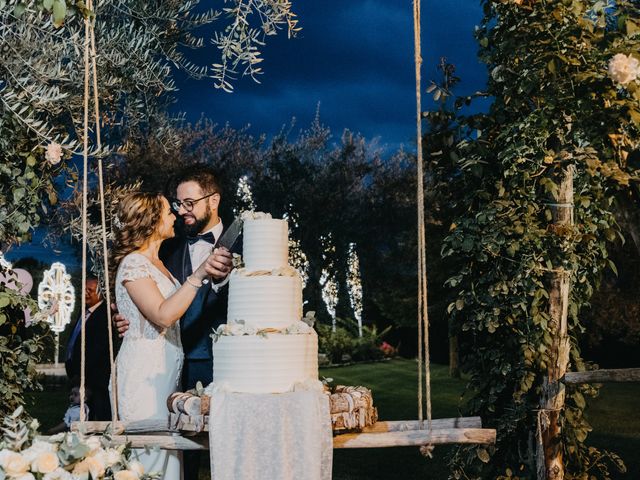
[5,0,487,268]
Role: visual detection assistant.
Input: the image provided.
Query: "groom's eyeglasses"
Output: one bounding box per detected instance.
[171,192,218,212]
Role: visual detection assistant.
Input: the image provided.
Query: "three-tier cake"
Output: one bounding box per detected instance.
[211,212,319,393]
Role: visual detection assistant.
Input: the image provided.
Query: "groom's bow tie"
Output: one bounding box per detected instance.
[187,232,216,245]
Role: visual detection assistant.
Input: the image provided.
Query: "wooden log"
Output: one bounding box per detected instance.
[333,428,496,449]
[564,368,640,384]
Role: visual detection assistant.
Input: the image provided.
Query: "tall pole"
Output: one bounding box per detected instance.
[537,166,574,480]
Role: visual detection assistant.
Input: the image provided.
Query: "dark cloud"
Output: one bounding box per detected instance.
[174,0,487,152]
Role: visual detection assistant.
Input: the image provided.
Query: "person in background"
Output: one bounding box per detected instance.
[47,385,90,434]
[65,277,112,421]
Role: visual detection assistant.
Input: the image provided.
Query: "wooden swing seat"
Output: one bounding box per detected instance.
[71,415,496,450]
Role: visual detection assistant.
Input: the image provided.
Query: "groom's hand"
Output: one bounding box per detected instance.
[204,247,233,281]
[111,303,130,338]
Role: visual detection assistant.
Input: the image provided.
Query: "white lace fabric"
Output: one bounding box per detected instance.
[209,389,333,480]
[116,253,181,343]
[112,253,184,479]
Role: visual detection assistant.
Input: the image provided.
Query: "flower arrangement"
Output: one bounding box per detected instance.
[0,407,158,480]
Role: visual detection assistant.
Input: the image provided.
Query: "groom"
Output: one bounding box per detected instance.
[115,165,234,480]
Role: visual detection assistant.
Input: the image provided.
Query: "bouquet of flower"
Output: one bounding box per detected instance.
[0,407,158,480]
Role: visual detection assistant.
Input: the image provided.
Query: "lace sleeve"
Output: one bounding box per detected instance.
[119,254,153,284]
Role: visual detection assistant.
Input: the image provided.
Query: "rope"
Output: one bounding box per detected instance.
[79,8,91,423]
[412,0,432,432]
[87,0,118,422]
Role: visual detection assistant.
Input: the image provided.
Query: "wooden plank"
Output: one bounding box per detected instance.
[359,417,482,433]
[333,428,496,448]
[564,368,640,384]
[168,415,483,433]
[71,419,175,435]
[108,434,209,450]
[65,427,496,451]
[74,415,483,435]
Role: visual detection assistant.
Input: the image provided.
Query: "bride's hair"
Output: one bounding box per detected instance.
[111,192,164,272]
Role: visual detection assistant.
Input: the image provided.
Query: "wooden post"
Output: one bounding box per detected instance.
[537,167,573,480]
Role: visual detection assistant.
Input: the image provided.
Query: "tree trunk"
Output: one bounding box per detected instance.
[537,167,573,480]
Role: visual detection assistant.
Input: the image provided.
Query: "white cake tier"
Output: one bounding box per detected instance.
[228,271,302,329]
[243,217,289,271]
[212,332,319,394]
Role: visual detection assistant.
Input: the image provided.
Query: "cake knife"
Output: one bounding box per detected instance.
[202,216,243,286]
[214,216,243,253]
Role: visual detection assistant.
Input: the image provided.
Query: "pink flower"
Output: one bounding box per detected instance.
[45,143,63,165]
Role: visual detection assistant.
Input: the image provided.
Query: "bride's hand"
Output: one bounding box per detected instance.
[198,247,233,281]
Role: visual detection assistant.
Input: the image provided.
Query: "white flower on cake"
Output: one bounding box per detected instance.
[302,311,316,327]
[608,53,639,86]
[284,321,314,335]
[235,265,298,277]
[213,320,259,339]
[240,211,272,221]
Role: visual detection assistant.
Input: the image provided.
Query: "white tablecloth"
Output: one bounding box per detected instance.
[208,389,333,480]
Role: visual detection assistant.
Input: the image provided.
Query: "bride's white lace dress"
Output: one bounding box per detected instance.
[111,253,184,479]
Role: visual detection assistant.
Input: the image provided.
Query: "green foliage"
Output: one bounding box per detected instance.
[0,267,51,419]
[438,1,640,478]
[317,318,391,364]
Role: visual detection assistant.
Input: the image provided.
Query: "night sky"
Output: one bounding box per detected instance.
[175,0,488,152]
[5,0,488,267]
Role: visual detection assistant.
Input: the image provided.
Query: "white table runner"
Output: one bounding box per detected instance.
[208,389,333,480]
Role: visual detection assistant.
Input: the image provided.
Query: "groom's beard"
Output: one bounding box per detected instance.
[181,205,212,237]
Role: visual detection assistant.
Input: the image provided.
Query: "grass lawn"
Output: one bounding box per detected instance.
[25,359,640,479]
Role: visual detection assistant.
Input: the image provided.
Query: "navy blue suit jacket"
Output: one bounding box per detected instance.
[159,236,228,361]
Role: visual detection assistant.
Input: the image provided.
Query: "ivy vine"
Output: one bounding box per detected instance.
[437,1,640,478]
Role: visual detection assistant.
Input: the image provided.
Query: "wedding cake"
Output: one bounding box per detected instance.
[211,212,319,394]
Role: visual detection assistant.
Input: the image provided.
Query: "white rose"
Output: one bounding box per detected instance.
[72,456,104,479]
[83,436,102,454]
[128,460,144,476]
[1,451,30,477]
[114,470,139,480]
[22,440,57,463]
[45,142,63,165]
[102,448,122,467]
[608,53,640,86]
[43,468,73,480]
[13,473,36,480]
[31,451,60,474]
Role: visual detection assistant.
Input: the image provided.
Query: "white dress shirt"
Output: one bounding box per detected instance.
[188,220,224,290]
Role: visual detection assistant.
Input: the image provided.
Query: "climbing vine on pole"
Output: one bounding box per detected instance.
[442,1,640,478]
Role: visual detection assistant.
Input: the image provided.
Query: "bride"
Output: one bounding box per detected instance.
[110,192,217,479]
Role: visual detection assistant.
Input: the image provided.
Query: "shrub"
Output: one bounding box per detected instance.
[0,267,51,418]
[317,318,392,364]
